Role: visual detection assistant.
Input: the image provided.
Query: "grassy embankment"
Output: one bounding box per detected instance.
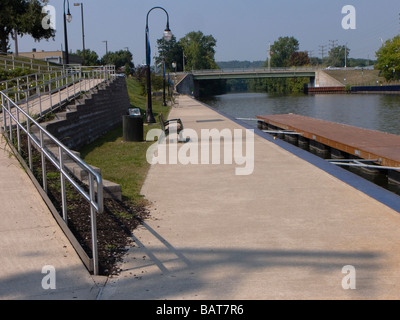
[79,77,171,205]
[324,69,391,86]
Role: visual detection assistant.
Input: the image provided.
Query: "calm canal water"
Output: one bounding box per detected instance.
[200,92,400,135]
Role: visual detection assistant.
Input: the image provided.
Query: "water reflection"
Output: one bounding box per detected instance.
[200,93,400,135]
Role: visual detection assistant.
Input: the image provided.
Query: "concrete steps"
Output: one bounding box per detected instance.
[24,77,130,201]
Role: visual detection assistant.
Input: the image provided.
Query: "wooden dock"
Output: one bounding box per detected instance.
[256,113,400,169]
[306,86,346,94]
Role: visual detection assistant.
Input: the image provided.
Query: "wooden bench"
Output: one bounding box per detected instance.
[159,113,184,136]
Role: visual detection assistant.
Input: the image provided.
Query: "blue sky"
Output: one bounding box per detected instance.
[15,0,400,66]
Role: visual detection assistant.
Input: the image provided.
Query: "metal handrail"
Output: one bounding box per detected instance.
[1,65,115,96]
[1,70,68,103]
[1,65,115,117]
[1,90,104,275]
[0,54,63,72]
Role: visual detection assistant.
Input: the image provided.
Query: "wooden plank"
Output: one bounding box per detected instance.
[257,114,400,168]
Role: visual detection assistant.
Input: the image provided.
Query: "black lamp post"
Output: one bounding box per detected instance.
[102,40,108,55]
[63,0,72,65]
[145,6,172,123]
[162,59,167,106]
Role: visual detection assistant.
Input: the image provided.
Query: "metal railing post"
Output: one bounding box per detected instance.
[89,174,99,275]
[7,99,12,142]
[39,130,47,193]
[27,118,33,170]
[16,108,21,153]
[1,94,5,134]
[59,147,68,223]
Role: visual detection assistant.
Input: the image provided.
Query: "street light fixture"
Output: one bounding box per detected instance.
[145,6,172,123]
[74,3,85,65]
[63,0,72,65]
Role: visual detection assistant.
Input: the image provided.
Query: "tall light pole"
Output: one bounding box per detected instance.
[63,0,73,65]
[74,3,85,65]
[182,50,185,72]
[102,40,108,55]
[145,6,172,123]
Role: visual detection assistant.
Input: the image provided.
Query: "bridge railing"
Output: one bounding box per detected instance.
[192,67,319,74]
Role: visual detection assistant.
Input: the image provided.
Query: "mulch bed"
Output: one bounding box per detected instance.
[15,132,149,276]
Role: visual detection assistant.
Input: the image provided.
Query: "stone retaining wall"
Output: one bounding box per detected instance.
[43,77,130,150]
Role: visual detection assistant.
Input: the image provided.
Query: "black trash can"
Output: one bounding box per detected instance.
[123,109,143,142]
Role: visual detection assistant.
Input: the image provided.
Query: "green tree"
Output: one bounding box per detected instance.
[124,63,132,77]
[156,35,184,72]
[289,51,310,67]
[0,0,55,54]
[75,49,99,66]
[268,36,299,67]
[326,45,350,67]
[101,50,134,70]
[178,31,218,70]
[375,36,400,81]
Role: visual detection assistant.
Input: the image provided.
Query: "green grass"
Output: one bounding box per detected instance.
[79,77,171,205]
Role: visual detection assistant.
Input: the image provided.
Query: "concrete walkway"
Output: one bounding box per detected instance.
[100,95,400,300]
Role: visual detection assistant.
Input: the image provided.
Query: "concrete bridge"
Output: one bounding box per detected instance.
[175,68,345,97]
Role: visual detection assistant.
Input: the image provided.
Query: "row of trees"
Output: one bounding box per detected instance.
[75,49,134,71]
[267,36,351,68]
[72,30,219,80]
[156,31,218,72]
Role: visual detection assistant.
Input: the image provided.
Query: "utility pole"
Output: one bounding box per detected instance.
[319,45,327,60]
[267,42,271,70]
[14,29,19,56]
[329,40,338,50]
[102,40,108,55]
